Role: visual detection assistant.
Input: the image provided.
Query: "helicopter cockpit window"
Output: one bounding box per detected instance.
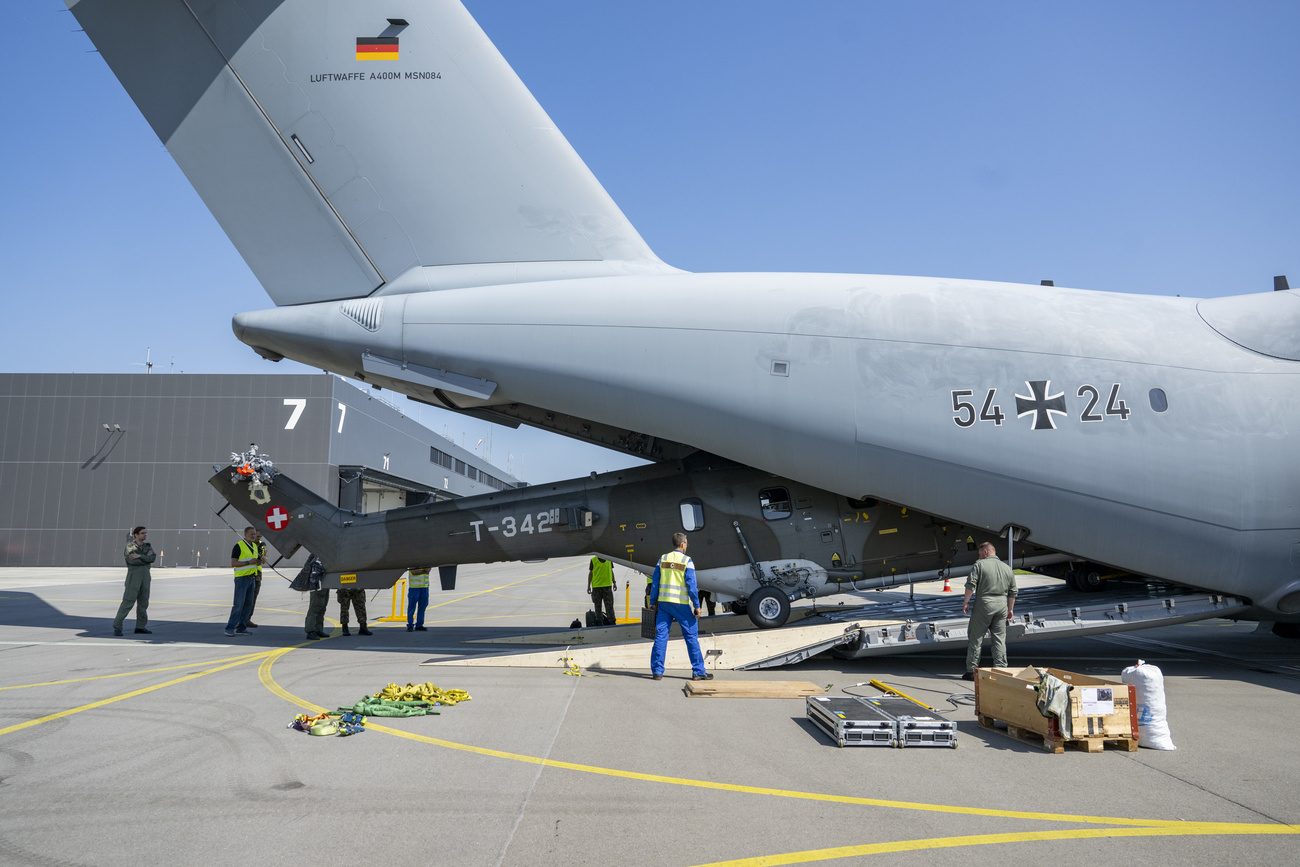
[759,487,792,521]
[680,499,704,532]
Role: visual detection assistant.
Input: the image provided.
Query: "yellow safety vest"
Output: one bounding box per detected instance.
[256,541,267,578]
[656,551,692,605]
[590,557,614,587]
[408,567,431,589]
[234,540,260,577]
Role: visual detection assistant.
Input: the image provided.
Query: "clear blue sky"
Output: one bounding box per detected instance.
[3,1,1297,482]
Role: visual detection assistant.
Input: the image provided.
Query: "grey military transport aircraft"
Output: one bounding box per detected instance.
[71,1,1299,631]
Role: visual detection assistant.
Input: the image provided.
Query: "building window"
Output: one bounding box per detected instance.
[759,487,791,521]
[680,499,704,531]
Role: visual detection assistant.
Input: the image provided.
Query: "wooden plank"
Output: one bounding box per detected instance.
[684,680,825,698]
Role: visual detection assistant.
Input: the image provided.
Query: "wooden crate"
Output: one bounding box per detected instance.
[974,666,1138,749]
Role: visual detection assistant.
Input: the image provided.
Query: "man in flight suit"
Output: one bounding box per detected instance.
[649,533,711,681]
[113,526,155,636]
[963,541,1017,680]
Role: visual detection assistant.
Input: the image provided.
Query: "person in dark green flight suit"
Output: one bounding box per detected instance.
[113,526,155,636]
[962,541,1017,680]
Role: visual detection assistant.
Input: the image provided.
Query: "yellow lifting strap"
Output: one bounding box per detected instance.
[869,679,938,712]
[375,681,472,705]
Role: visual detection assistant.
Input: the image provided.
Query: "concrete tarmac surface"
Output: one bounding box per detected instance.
[3,557,1299,866]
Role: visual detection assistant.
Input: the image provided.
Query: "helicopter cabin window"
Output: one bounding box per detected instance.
[680,499,704,532]
[759,487,792,521]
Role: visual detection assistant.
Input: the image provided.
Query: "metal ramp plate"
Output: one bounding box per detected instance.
[421,620,867,671]
[806,696,896,747]
[824,589,1248,659]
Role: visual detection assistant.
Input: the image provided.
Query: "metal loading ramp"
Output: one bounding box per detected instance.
[829,588,1248,659]
[421,587,1248,671]
[423,620,871,671]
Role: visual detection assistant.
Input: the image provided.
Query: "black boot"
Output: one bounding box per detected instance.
[341,625,351,636]
[358,624,373,636]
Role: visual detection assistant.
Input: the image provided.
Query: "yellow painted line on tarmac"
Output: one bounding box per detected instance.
[0,650,269,691]
[256,649,1245,831]
[254,564,1300,854]
[422,563,582,612]
[0,625,340,737]
[0,651,275,738]
[424,611,581,625]
[690,824,1300,866]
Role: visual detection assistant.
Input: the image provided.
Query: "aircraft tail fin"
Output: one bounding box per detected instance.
[209,466,346,567]
[69,0,674,306]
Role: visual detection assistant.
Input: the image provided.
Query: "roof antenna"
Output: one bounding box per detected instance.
[131,347,154,374]
[1275,275,1290,292]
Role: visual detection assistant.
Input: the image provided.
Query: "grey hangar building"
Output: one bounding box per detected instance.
[0,373,520,568]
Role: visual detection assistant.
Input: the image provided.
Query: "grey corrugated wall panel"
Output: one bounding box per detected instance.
[0,373,520,566]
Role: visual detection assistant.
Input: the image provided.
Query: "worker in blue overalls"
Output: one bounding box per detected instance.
[407,566,431,632]
[649,533,712,681]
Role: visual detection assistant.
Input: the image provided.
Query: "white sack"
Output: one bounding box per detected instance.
[1121,659,1176,750]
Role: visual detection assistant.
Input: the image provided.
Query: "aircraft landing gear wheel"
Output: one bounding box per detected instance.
[747,587,791,629]
[1065,570,1083,591]
[1078,569,1105,592]
[1273,622,1300,640]
[727,601,747,616]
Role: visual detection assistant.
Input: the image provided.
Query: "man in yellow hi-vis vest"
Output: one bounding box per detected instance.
[407,566,432,632]
[586,556,617,626]
[226,526,263,636]
[649,533,710,681]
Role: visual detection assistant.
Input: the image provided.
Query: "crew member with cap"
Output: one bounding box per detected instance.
[649,533,711,681]
[407,566,431,632]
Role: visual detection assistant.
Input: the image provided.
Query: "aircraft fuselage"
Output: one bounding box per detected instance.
[232,273,1300,618]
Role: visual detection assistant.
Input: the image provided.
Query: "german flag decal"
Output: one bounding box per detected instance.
[356,36,399,61]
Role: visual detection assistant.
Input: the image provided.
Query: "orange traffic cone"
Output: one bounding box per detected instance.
[942,577,952,592]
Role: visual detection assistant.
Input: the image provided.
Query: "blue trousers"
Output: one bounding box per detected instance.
[651,602,706,677]
[407,587,429,627]
[225,576,256,631]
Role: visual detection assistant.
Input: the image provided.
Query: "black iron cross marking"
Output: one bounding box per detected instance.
[1015,380,1067,430]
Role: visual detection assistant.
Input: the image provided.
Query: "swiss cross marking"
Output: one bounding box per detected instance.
[1015,380,1068,430]
[265,505,290,531]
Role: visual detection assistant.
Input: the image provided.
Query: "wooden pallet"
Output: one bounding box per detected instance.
[684,680,825,698]
[977,714,1137,753]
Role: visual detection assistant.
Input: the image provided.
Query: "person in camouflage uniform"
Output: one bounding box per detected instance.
[337,586,372,636]
[113,526,155,636]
